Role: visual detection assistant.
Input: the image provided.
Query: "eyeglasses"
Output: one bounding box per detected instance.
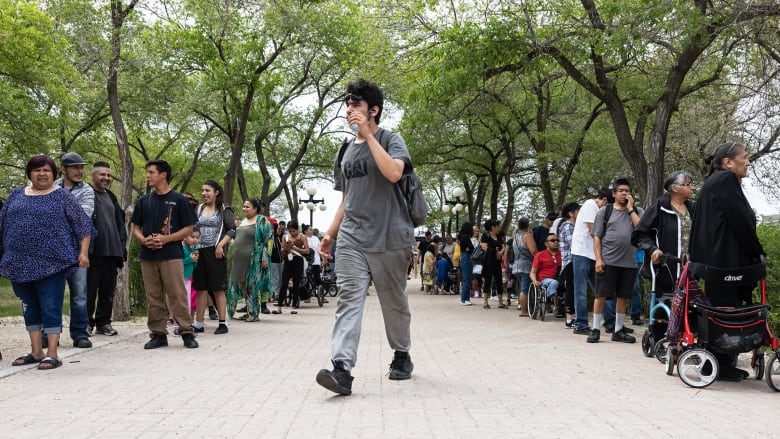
[678,182,693,187]
[546,239,559,243]
[345,93,363,103]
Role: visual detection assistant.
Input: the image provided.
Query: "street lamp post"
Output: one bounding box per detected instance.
[442,187,465,233]
[300,186,326,227]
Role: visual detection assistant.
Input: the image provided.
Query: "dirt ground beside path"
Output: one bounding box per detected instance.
[0,315,147,367]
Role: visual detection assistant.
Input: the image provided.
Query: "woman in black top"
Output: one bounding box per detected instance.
[689,142,764,306]
[458,222,475,306]
[631,170,696,294]
[688,142,765,382]
[480,219,507,309]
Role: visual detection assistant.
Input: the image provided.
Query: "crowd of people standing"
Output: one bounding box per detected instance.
[0,154,335,365]
[418,142,765,381]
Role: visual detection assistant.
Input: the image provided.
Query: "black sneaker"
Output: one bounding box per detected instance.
[611,328,636,343]
[144,334,168,349]
[214,325,228,335]
[181,333,199,348]
[96,324,118,336]
[74,337,93,348]
[316,360,354,395]
[388,351,414,380]
[208,306,218,321]
[565,320,575,329]
[573,327,590,335]
[586,328,600,343]
[193,325,205,333]
[632,318,644,326]
[236,306,247,313]
[605,326,634,334]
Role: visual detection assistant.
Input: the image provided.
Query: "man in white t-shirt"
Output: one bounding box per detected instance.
[570,189,610,334]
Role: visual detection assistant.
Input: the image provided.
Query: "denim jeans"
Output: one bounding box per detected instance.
[68,267,90,340]
[541,278,559,297]
[459,253,473,303]
[572,255,596,330]
[515,272,531,296]
[13,271,67,334]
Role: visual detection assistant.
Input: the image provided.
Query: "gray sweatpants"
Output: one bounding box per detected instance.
[332,244,411,371]
[271,262,283,299]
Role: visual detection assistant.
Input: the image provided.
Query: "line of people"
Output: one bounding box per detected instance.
[427,142,763,375]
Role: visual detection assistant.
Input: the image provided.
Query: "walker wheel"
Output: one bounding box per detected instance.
[766,352,780,391]
[678,348,718,388]
[654,337,669,364]
[641,332,654,358]
[753,351,765,380]
[665,345,676,376]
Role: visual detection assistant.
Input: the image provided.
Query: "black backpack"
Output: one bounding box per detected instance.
[337,130,429,227]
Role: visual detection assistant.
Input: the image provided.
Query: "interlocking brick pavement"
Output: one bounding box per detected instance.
[0,288,775,438]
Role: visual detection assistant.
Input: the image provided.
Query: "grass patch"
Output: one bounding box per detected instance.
[0,278,72,318]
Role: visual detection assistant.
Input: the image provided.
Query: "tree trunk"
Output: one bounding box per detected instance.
[108,0,138,321]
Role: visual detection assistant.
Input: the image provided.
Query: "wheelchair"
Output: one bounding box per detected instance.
[527,280,560,322]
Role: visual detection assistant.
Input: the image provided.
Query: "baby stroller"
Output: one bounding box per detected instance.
[321,266,338,297]
[640,254,680,363]
[666,258,780,389]
[446,267,459,294]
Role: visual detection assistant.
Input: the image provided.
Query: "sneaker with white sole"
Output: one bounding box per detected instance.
[461,301,473,306]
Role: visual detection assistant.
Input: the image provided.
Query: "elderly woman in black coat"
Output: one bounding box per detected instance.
[688,142,765,381]
[631,170,695,294]
[688,142,764,306]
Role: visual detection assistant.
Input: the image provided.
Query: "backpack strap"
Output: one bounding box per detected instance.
[599,204,614,238]
[336,137,351,169]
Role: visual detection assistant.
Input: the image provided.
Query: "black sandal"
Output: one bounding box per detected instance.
[12,353,39,366]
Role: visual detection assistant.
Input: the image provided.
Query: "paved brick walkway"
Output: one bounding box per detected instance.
[0,288,775,438]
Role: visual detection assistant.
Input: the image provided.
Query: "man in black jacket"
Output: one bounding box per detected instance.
[87,161,127,336]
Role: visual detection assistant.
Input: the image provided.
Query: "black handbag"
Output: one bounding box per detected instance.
[470,245,485,264]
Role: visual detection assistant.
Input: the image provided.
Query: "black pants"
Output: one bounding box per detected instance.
[482,263,503,296]
[562,263,574,314]
[87,256,121,327]
[277,257,303,307]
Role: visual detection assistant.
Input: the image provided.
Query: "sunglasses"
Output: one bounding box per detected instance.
[345,93,363,103]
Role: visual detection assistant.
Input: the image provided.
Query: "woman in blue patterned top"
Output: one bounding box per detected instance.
[0,155,93,370]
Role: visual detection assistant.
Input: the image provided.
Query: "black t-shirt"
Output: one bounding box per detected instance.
[131,190,196,261]
[532,225,548,253]
[418,238,431,258]
[481,232,504,268]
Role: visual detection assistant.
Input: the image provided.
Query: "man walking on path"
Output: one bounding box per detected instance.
[87,161,127,337]
[55,152,94,349]
[316,79,416,395]
[131,160,198,349]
